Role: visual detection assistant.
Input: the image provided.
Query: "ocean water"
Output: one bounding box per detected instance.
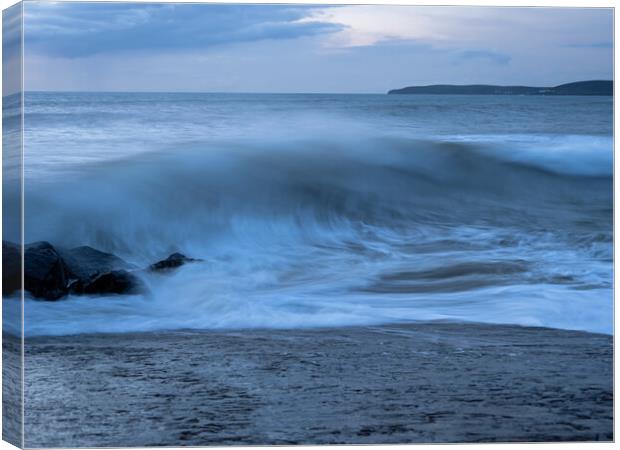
[5,92,613,336]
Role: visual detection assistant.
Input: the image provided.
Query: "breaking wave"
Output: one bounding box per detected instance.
[7,130,612,336]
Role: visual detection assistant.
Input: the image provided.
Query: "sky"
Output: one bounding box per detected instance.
[12,2,615,93]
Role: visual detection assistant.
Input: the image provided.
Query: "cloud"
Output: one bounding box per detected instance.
[23,2,342,58]
[298,5,613,53]
[297,6,511,48]
[3,4,22,96]
[455,50,511,65]
[22,4,613,93]
[3,4,22,59]
[563,42,613,49]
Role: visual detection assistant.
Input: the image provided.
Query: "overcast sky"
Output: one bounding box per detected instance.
[18,2,614,93]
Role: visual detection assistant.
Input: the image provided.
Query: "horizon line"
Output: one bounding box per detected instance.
[4,79,612,97]
[10,90,388,96]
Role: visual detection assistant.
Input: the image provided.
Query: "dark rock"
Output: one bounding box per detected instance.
[59,246,143,296]
[5,241,144,300]
[149,252,200,272]
[24,241,69,300]
[79,270,144,296]
[59,246,133,286]
[2,241,21,296]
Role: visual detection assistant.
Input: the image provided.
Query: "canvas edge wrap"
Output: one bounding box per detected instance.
[2,2,24,448]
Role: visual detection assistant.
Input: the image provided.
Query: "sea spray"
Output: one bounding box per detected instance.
[15,92,612,336]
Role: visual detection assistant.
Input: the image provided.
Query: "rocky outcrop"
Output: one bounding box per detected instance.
[58,246,141,295]
[3,241,144,300]
[60,246,134,284]
[3,241,200,300]
[24,242,70,300]
[149,252,201,272]
[78,270,144,295]
[2,241,21,296]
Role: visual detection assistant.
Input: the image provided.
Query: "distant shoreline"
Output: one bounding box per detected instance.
[6,81,614,97]
[388,80,613,96]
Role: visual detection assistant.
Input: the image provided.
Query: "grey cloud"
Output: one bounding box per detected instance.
[24,2,341,58]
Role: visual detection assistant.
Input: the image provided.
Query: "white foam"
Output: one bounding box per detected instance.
[450,134,612,177]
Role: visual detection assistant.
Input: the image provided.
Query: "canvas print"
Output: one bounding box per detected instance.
[2,1,614,447]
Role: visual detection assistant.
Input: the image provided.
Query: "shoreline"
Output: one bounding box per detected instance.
[15,320,616,339]
[8,311,615,339]
[6,315,615,339]
[11,321,613,446]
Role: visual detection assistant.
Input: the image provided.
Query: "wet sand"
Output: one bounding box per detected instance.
[10,322,613,447]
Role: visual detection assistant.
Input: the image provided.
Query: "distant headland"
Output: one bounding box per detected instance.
[387,80,613,96]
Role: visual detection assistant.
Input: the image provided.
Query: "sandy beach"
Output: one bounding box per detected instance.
[9,322,612,447]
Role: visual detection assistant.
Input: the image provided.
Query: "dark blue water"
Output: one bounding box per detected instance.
[7,92,612,335]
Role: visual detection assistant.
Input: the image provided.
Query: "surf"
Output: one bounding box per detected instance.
[6,92,611,337]
[6,131,610,337]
